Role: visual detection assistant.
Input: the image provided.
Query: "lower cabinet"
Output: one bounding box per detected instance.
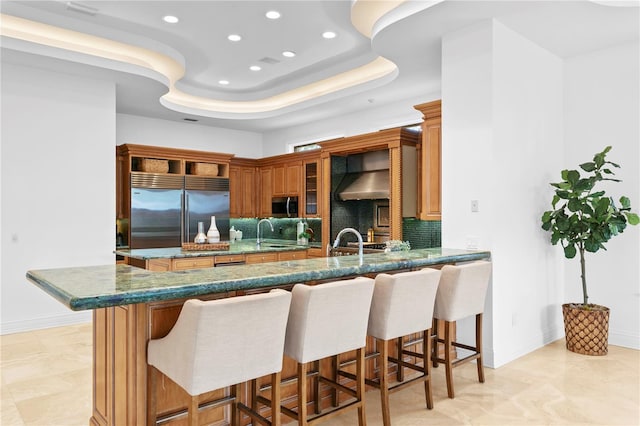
[132,249,310,271]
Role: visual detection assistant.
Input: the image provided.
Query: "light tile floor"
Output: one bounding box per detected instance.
[1,323,639,425]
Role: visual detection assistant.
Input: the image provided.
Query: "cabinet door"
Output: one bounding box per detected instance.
[420,116,441,221]
[172,257,214,271]
[285,162,301,195]
[245,252,279,264]
[229,166,242,217]
[303,160,320,217]
[272,164,285,196]
[415,100,442,221]
[259,167,273,217]
[241,167,256,217]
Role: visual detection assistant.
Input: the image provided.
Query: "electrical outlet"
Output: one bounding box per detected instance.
[471,200,479,212]
[466,236,479,250]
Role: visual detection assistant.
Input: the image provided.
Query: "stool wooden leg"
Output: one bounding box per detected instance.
[146,365,157,426]
[314,359,321,414]
[250,379,258,412]
[423,329,433,409]
[272,372,282,426]
[298,362,308,426]
[356,347,367,426]
[188,395,198,426]
[230,383,239,426]
[476,313,485,383]
[331,355,339,408]
[432,318,439,368]
[396,336,404,382]
[378,339,391,426]
[444,320,454,399]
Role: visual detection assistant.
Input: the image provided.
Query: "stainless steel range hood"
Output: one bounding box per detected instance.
[336,170,389,200]
[336,150,390,200]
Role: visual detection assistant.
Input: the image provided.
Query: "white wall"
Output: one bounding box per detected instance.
[564,41,640,349]
[261,93,436,156]
[442,19,565,367]
[117,114,263,158]
[1,63,116,333]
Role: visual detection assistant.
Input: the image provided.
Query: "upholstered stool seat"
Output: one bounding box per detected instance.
[362,269,441,426]
[431,261,492,399]
[278,277,375,426]
[146,289,292,426]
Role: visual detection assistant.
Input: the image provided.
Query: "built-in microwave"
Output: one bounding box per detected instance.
[271,196,298,217]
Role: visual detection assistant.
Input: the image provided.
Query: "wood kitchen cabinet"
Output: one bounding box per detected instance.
[230,158,257,218]
[115,144,234,229]
[258,167,273,217]
[272,161,301,196]
[414,100,442,221]
[302,158,320,217]
[317,129,419,244]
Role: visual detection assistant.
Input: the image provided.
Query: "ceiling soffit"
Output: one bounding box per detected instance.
[0,0,438,119]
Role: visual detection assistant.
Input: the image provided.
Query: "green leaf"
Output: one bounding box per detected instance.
[620,196,631,209]
[595,198,611,216]
[585,240,600,253]
[568,198,582,212]
[574,178,594,192]
[556,190,570,199]
[561,169,569,181]
[580,162,596,172]
[625,212,639,225]
[564,244,577,259]
[566,170,580,185]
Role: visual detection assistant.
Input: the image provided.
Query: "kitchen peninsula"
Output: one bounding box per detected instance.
[27,247,490,426]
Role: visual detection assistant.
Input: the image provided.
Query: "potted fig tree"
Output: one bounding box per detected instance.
[541,146,638,355]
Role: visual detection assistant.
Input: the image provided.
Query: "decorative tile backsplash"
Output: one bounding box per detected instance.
[402,218,441,249]
[230,218,322,243]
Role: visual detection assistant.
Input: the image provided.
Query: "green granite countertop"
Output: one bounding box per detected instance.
[27,248,491,311]
[115,239,319,260]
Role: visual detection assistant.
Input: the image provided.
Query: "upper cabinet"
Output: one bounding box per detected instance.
[116,144,233,220]
[303,159,320,217]
[272,161,301,196]
[229,158,257,218]
[413,100,442,221]
[258,167,273,217]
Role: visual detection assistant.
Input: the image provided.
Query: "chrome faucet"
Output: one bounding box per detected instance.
[332,227,364,262]
[256,218,274,246]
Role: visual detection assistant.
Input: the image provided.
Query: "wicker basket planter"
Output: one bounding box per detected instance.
[562,303,609,356]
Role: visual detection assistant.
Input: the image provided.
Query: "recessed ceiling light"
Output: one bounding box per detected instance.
[265,10,281,19]
[322,31,337,39]
[250,65,262,71]
[227,34,242,42]
[218,80,229,85]
[162,15,179,24]
[282,51,296,58]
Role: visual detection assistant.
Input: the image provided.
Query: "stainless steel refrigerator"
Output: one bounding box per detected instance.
[130,173,230,249]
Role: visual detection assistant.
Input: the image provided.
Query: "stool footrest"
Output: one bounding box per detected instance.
[237,401,272,426]
[319,376,357,398]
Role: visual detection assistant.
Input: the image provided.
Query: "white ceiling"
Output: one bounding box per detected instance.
[1,0,638,133]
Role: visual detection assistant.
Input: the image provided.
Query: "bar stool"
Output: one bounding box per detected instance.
[364,269,441,426]
[146,289,292,426]
[431,261,492,399]
[280,277,375,426]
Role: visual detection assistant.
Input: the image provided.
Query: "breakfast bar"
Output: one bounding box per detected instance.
[27,247,491,426]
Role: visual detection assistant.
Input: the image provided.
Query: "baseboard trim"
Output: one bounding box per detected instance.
[609,330,640,350]
[1,311,92,335]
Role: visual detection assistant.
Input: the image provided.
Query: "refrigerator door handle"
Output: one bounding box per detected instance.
[184,192,189,243]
